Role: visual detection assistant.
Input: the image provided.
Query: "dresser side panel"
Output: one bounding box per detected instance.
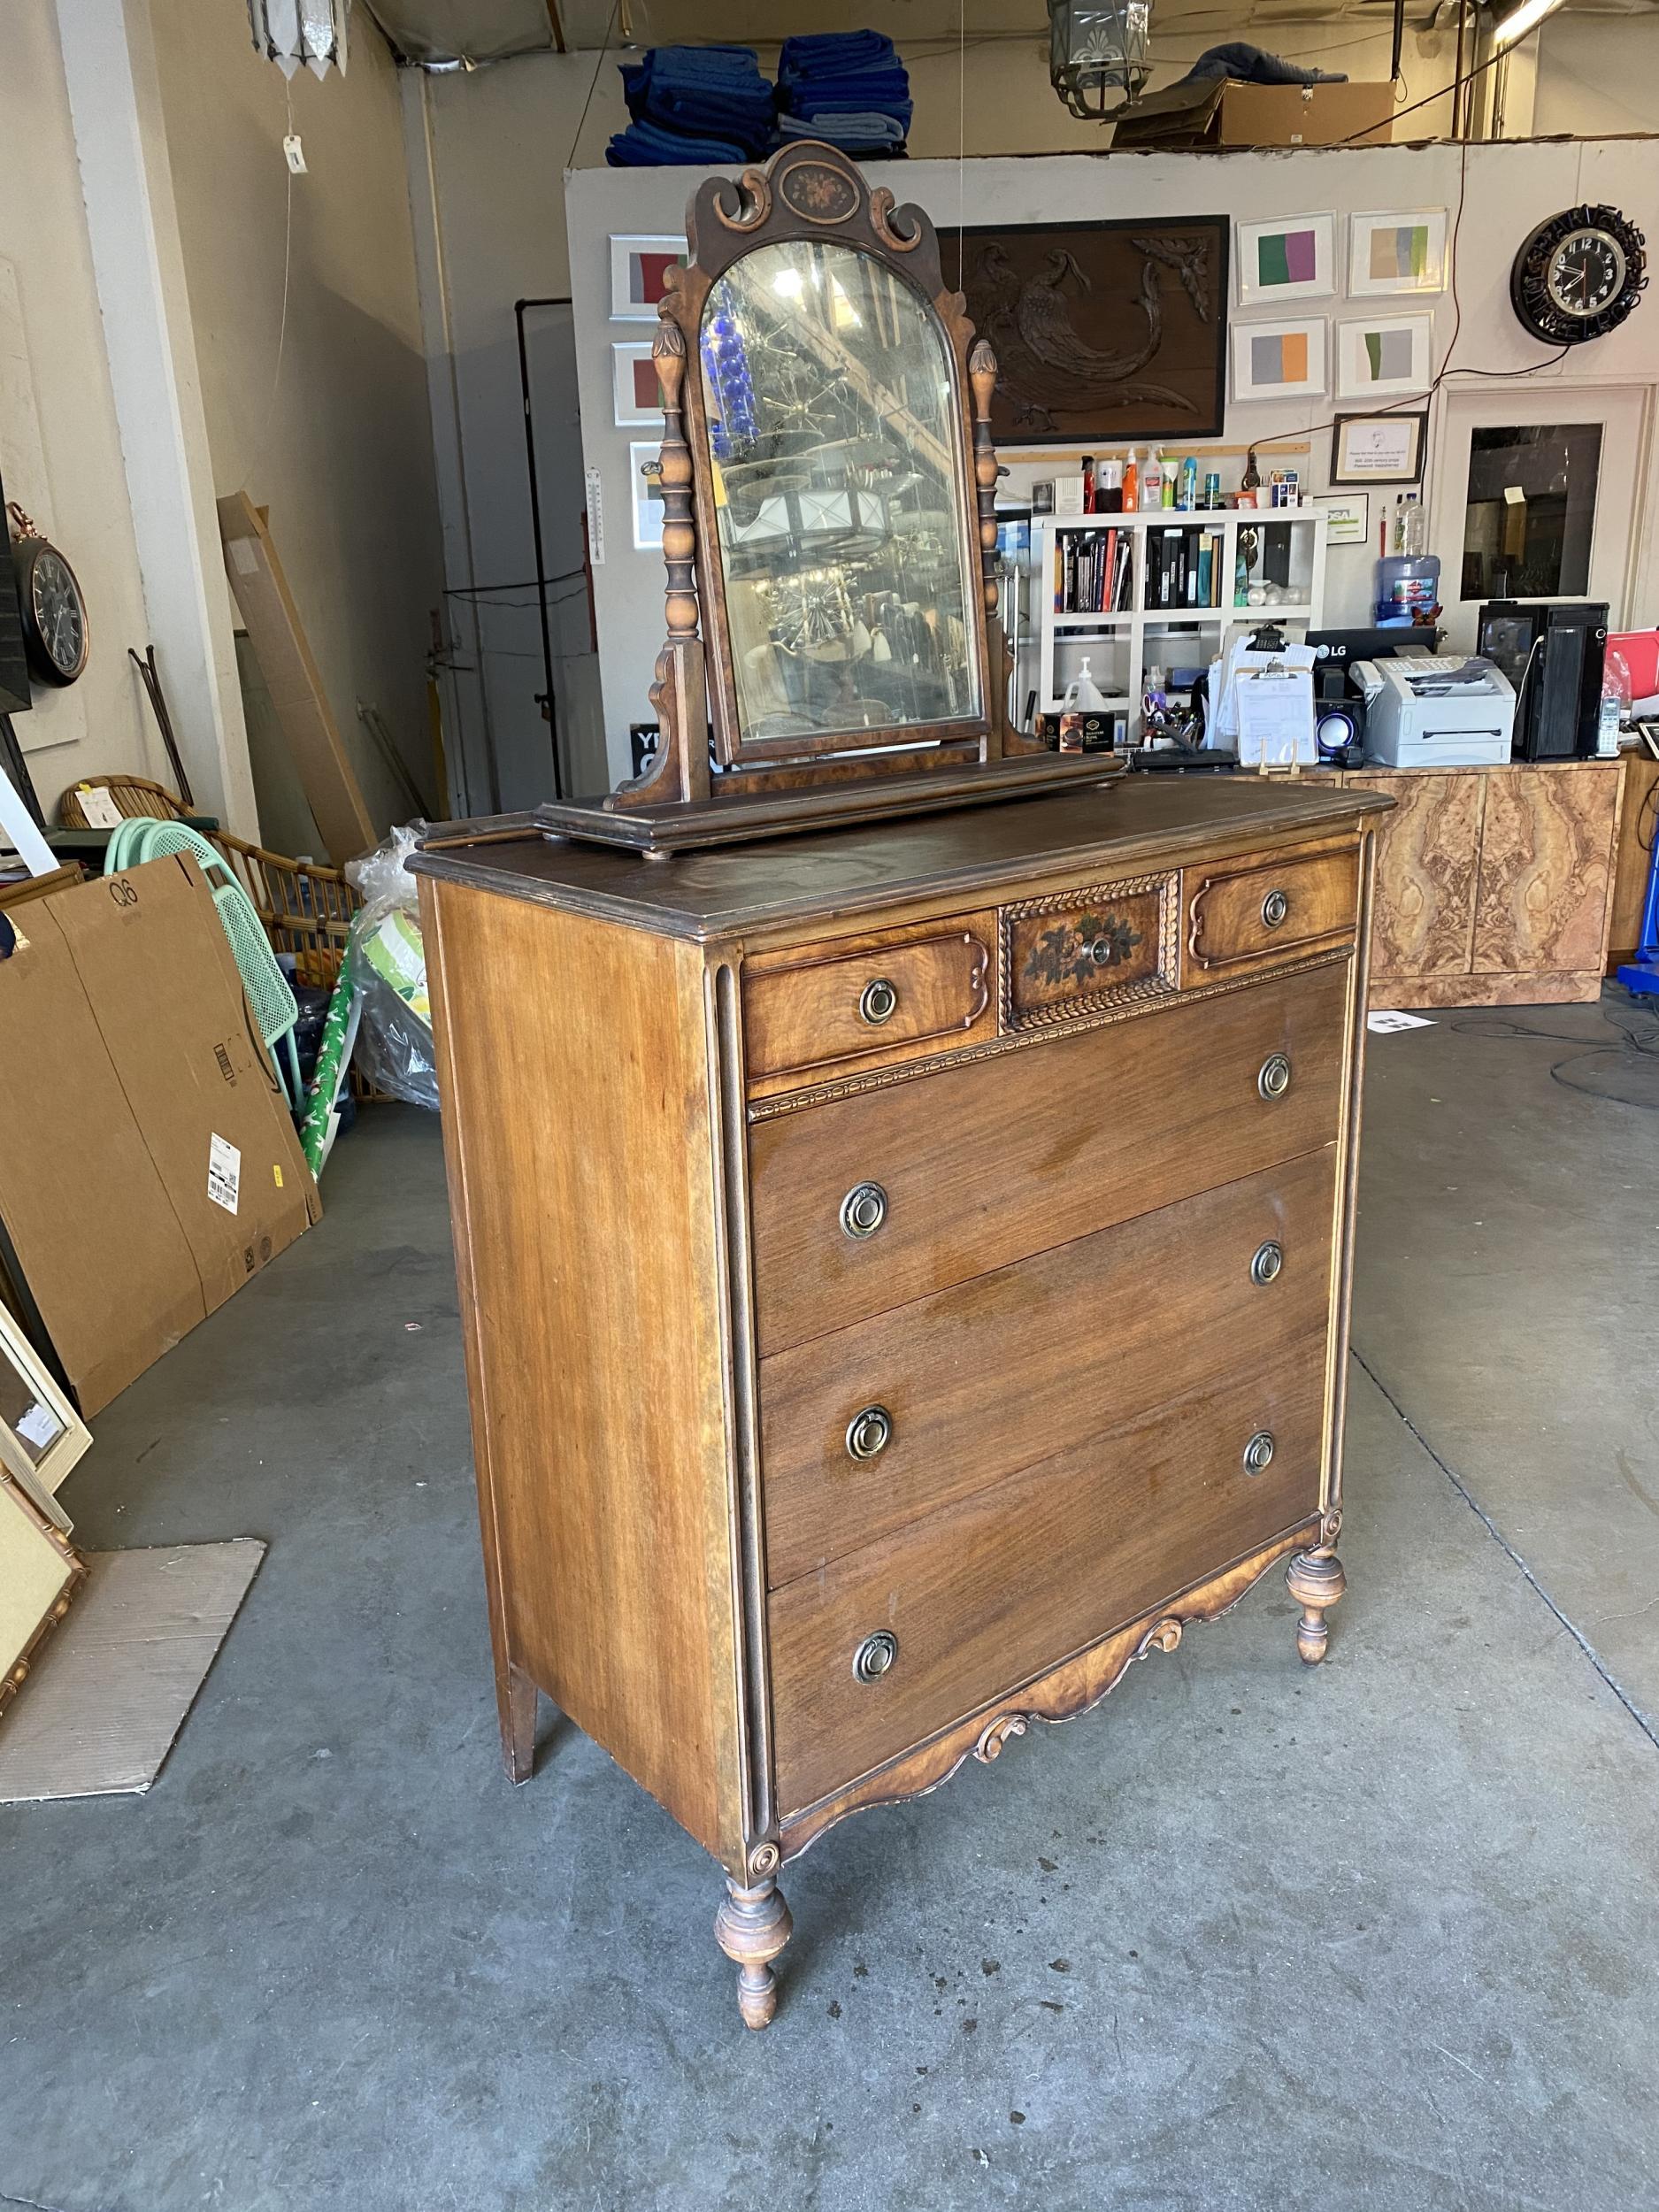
[422,877,740,1860]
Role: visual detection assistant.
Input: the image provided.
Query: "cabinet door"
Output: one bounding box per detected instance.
[1472,765,1619,978]
[1348,770,1484,979]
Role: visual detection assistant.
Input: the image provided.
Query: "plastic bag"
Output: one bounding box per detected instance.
[344,824,439,1110]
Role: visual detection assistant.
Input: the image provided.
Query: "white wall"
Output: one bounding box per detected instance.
[149,1,446,857]
[1534,18,1659,136]
[568,136,1659,780]
[0,9,155,808]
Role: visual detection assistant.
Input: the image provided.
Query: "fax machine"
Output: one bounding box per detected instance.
[1353,653,1516,769]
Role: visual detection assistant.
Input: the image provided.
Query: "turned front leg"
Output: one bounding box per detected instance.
[714,1875,793,2030]
[1286,1549,1346,1663]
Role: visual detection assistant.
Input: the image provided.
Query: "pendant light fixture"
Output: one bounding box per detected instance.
[247,0,351,79]
[1047,0,1151,119]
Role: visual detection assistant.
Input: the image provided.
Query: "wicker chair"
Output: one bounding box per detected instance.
[58,774,362,995]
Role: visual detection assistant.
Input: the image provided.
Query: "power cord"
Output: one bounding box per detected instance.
[1448,1000,1659,1111]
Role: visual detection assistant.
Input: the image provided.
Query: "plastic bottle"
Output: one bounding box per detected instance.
[1122,449,1139,511]
[1160,453,1176,509]
[1179,457,1198,511]
[1080,456,1096,513]
[1376,495,1440,624]
[1070,657,1110,711]
[1140,452,1163,511]
[1600,648,1631,757]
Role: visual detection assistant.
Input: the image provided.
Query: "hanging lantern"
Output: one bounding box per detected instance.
[248,0,351,80]
[1047,0,1150,119]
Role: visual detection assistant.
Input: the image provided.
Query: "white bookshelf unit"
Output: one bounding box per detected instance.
[1032,509,1328,741]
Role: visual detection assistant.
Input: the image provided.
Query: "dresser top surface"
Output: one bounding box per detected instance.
[411,776,1388,941]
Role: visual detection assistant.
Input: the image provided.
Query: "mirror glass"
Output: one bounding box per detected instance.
[698,239,981,747]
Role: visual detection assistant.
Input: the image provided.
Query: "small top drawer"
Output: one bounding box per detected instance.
[744,918,993,1089]
[1185,845,1359,979]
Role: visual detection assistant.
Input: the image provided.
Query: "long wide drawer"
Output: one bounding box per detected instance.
[769,1333,1327,1816]
[761,1146,1336,1585]
[749,960,1348,1358]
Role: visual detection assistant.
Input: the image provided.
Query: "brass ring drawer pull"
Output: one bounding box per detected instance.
[1250,1240,1284,1286]
[840,1181,888,1240]
[1258,1051,1293,1101]
[853,1630,899,1682]
[1261,887,1290,929]
[845,1405,893,1462]
[1242,1430,1276,1476]
[858,976,898,1026]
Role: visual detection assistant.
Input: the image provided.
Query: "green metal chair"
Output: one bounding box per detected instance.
[105,818,303,1109]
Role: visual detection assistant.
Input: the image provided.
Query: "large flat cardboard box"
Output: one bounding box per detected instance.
[0,856,319,1414]
[1112,79,1394,150]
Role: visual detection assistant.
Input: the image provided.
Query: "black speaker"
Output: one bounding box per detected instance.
[1479,600,1607,759]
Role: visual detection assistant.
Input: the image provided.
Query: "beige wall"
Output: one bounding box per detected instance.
[0,9,154,810]
[1534,17,1659,136]
[150,4,445,857]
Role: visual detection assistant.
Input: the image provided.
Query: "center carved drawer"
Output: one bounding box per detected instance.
[767,1334,1328,1816]
[760,1146,1337,1586]
[749,959,1347,1358]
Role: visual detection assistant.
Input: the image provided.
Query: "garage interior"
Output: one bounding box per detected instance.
[3,4,1658,2207]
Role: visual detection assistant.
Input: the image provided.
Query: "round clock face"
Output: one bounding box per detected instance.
[20,541,88,685]
[1547,228,1626,318]
[1511,204,1647,345]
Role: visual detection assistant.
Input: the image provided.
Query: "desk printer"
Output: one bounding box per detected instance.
[1354,654,1516,768]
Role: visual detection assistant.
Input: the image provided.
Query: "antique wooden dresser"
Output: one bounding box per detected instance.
[412,142,1389,2028]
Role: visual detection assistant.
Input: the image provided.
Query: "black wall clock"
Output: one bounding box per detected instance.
[1510,204,1647,346]
[7,501,88,686]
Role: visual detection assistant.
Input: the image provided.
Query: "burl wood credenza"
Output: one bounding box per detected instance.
[413,773,1386,2025]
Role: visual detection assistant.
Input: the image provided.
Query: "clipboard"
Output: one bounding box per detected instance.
[1234,662,1316,772]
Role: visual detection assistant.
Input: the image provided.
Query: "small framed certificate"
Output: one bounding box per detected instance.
[1331,411,1426,485]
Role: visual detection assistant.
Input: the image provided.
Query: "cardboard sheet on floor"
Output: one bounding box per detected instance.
[0,1542,265,1801]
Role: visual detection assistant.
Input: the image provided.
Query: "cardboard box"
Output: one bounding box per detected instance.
[1111,79,1394,151]
[0,856,319,1414]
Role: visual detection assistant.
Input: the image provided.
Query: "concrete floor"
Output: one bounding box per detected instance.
[4,994,1658,2212]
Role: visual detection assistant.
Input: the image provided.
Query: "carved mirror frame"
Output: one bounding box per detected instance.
[534,142,1107,850]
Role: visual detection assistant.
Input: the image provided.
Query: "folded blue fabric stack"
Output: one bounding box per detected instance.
[775,31,912,156]
[607,45,776,166]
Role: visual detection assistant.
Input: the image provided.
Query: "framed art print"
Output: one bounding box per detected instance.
[630,442,665,550]
[1236,214,1334,305]
[1315,492,1370,545]
[1231,317,1326,402]
[613,342,664,428]
[610,235,685,321]
[1332,411,1427,485]
[1337,313,1432,399]
[1348,211,1448,297]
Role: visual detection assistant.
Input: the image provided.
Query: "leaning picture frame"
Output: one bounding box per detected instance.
[0,1302,90,1502]
[1331,410,1427,485]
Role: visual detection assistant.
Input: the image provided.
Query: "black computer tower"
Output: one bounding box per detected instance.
[1477,600,1607,759]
